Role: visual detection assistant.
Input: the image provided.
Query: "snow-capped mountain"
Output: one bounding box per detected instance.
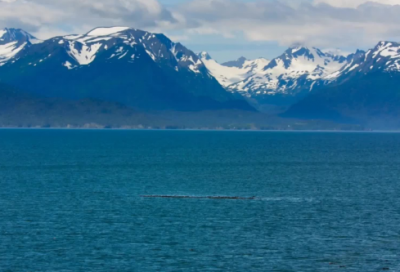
[284,41,400,123]
[197,46,356,112]
[27,27,204,73]
[198,52,270,87]
[228,46,349,96]
[326,42,400,81]
[0,28,40,66]
[0,27,254,112]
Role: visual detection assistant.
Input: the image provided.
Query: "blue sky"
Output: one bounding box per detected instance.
[1,0,400,62]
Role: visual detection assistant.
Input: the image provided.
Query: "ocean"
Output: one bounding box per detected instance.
[0,130,399,271]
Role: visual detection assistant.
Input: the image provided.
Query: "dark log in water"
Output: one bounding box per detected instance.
[141,195,256,200]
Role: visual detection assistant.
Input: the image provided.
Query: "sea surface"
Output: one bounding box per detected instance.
[0,130,400,272]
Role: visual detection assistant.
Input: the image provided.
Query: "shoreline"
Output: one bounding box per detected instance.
[0,127,399,133]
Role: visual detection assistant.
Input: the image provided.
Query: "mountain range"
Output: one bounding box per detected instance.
[199,47,363,111]
[199,42,400,126]
[283,42,400,125]
[1,26,400,129]
[0,27,253,112]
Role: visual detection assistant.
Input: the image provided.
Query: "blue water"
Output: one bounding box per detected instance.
[1,130,400,271]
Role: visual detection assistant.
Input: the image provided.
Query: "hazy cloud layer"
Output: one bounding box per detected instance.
[0,0,182,37]
[1,0,400,48]
[179,0,400,47]
[315,0,400,8]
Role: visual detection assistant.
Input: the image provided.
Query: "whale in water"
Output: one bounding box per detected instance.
[141,195,256,200]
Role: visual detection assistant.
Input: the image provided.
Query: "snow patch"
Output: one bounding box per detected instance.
[145,49,156,61]
[63,61,75,70]
[67,41,102,65]
[0,30,6,38]
[30,38,43,45]
[64,35,84,40]
[0,41,27,66]
[84,37,113,43]
[118,51,128,59]
[291,47,302,54]
[227,47,348,94]
[200,55,270,87]
[365,50,371,61]
[348,64,359,72]
[189,64,201,74]
[310,81,316,91]
[87,27,130,36]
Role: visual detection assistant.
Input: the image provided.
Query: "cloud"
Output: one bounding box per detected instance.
[0,0,181,38]
[315,0,400,8]
[166,34,190,42]
[1,0,400,49]
[176,0,400,48]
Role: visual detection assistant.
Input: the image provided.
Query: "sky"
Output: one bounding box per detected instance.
[1,0,400,62]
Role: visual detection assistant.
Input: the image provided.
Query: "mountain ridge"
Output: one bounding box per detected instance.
[198,51,270,88]
[283,41,400,125]
[0,26,255,112]
[3,26,400,128]
[196,46,354,112]
[0,28,41,66]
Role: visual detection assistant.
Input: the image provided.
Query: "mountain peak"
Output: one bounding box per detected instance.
[198,51,212,60]
[222,56,247,68]
[375,41,399,49]
[86,26,132,37]
[0,28,40,66]
[288,45,308,51]
[358,41,400,64]
[0,27,255,112]
[0,28,37,44]
[285,46,325,57]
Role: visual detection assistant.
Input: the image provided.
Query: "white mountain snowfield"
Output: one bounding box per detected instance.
[0,26,255,112]
[332,41,400,77]
[201,47,351,97]
[87,27,131,36]
[2,26,400,110]
[0,41,26,65]
[0,30,7,38]
[45,27,204,74]
[0,28,41,66]
[198,52,270,87]
[0,26,204,76]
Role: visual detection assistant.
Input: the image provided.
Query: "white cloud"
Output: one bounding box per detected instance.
[177,0,400,48]
[0,0,182,38]
[166,34,190,42]
[1,0,400,50]
[314,0,400,8]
